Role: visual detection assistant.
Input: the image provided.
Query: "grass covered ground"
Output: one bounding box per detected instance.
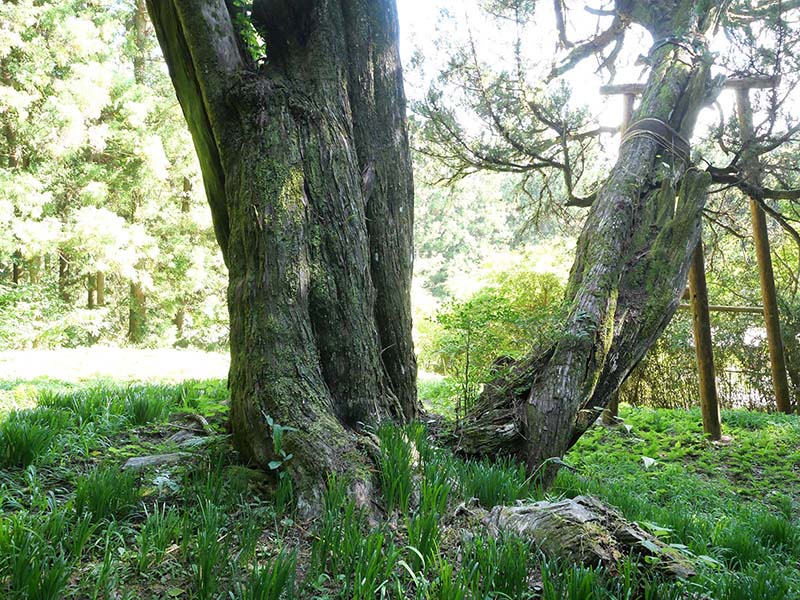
[0,371,798,599]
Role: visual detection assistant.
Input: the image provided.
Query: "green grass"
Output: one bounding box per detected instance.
[74,465,141,522]
[0,409,64,468]
[377,421,414,513]
[1,374,800,599]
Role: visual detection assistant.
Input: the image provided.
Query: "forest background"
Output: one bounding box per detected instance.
[1,0,798,413]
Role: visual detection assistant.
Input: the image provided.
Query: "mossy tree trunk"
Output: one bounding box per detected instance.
[146,0,417,498]
[459,1,722,482]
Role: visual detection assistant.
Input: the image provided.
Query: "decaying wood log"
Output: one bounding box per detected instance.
[482,495,696,579]
[123,452,192,470]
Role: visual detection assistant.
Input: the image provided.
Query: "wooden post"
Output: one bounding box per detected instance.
[620,93,635,135]
[689,242,722,440]
[735,89,792,414]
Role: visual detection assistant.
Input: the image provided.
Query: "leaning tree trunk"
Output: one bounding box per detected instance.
[146,0,417,499]
[459,2,721,483]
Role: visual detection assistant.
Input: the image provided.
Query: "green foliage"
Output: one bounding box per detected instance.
[136,501,182,573]
[2,380,800,598]
[0,411,61,468]
[406,476,451,570]
[192,499,226,600]
[74,465,140,522]
[377,421,414,514]
[238,551,297,600]
[455,455,535,508]
[422,260,564,412]
[345,531,400,599]
[0,0,227,350]
[310,476,364,575]
[425,558,469,600]
[462,535,532,599]
[230,1,267,62]
[123,388,171,425]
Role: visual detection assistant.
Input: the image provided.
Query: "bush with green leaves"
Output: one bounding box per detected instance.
[421,264,564,412]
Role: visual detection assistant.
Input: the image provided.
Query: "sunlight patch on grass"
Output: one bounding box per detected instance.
[0,347,228,383]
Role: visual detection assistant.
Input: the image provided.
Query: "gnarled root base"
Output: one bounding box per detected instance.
[455,349,553,460]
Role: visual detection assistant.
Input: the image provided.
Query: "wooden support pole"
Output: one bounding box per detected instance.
[736,88,793,414]
[621,93,635,135]
[689,242,722,440]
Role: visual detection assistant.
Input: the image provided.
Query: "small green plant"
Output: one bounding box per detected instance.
[234,503,265,566]
[751,511,798,551]
[406,477,451,570]
[124,388,171,425]
[39,387,111,427]
[0,409,66,468]
[238,550,297,600]
[74,465,140,522]
[310,476,365,575]
[136,501,182,572]
[377,422,413,514]
[90,523,123,600]
[427,558,468,600]
[456,456,532,507]
[462,535,531,599]
[67,514,98,562]
[192,499,226,600]
[265,414,297,474]
[0,512,72,600]
[712,562,797,600]
[347,531,400,600]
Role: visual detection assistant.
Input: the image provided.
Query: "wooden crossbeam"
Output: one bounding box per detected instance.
[600,76,778,96]
[678,303,763,315]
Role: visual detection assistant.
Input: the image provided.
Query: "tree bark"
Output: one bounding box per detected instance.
[146,0,418,497]
[128,281,146,343]
[96,271,105,306]
[58,251,70,302]
[459,2,721,482]
[11,252,21,285]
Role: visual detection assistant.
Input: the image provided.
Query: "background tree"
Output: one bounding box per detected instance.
[418,0,800,478]
[0,0,227,350]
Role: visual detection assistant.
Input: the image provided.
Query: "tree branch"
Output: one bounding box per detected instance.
[549,14,629,80]
[145,0,247,264]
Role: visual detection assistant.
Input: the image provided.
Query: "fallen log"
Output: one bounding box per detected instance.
[480,495,695,579]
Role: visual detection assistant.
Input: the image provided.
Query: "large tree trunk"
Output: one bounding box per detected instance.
[146,0,417,498]
[459,3,721,482]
